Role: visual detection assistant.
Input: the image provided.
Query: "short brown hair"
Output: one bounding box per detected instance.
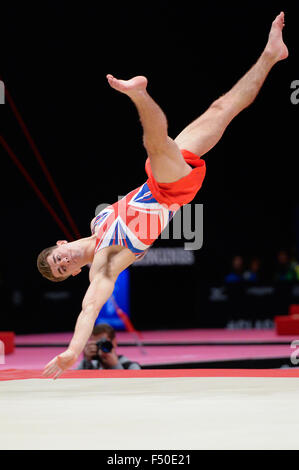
[92,323,116,340]
[37,245,70,282]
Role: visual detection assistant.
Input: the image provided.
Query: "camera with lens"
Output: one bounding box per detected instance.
[92,338,113,360]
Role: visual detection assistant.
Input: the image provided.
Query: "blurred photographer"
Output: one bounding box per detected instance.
[77,323,141,370]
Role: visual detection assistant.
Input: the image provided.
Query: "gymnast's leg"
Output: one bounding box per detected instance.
[174,12,288,157]
[106,75,192,184]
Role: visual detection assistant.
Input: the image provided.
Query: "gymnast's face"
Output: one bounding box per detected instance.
[47,240,82,279]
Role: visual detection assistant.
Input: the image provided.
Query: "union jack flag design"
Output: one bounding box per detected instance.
[93,182,177,258]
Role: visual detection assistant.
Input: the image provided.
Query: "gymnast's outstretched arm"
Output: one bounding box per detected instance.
[43,245,135,378]
[43,271,116,379]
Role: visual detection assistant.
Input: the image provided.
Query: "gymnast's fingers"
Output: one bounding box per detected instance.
[53,368,63,380]
[44,364,61,379]
[43,358,59,377]
[43,366,56,377]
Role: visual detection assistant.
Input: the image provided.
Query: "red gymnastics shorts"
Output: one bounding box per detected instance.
[145,149,206,207]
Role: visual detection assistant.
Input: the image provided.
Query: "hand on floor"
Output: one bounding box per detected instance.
[43,349,78,380]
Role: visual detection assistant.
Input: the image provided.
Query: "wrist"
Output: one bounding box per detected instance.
[67,347,79,358]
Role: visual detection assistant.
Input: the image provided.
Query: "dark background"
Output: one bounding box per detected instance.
[1,1,299,333]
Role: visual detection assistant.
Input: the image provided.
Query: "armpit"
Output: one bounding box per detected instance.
[90,217,97,234]
[106,248,136,278]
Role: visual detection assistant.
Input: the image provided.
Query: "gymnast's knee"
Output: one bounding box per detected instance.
[209,95,236,124]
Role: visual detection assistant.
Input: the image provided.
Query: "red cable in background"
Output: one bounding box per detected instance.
[1,78,143,343]
[111,296,146,355]
[1,79,81,239]
[0,136,75,241]
[0,134,144,342]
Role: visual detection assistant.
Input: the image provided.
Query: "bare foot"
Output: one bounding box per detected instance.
[106,74,148,96]
[264,12,289,62]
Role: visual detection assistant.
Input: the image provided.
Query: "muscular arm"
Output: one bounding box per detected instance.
[69,247,134,355]
[43,246,135,379]
[43,270,117,379]
[68,273,115,356]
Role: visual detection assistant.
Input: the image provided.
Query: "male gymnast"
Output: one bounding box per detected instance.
[38,12,288,378]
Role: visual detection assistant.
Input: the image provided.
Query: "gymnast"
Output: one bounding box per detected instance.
[38,12,288,378]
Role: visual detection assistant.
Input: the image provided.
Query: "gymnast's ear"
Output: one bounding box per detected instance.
[71,269,82,277]
[56,240,68,246]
